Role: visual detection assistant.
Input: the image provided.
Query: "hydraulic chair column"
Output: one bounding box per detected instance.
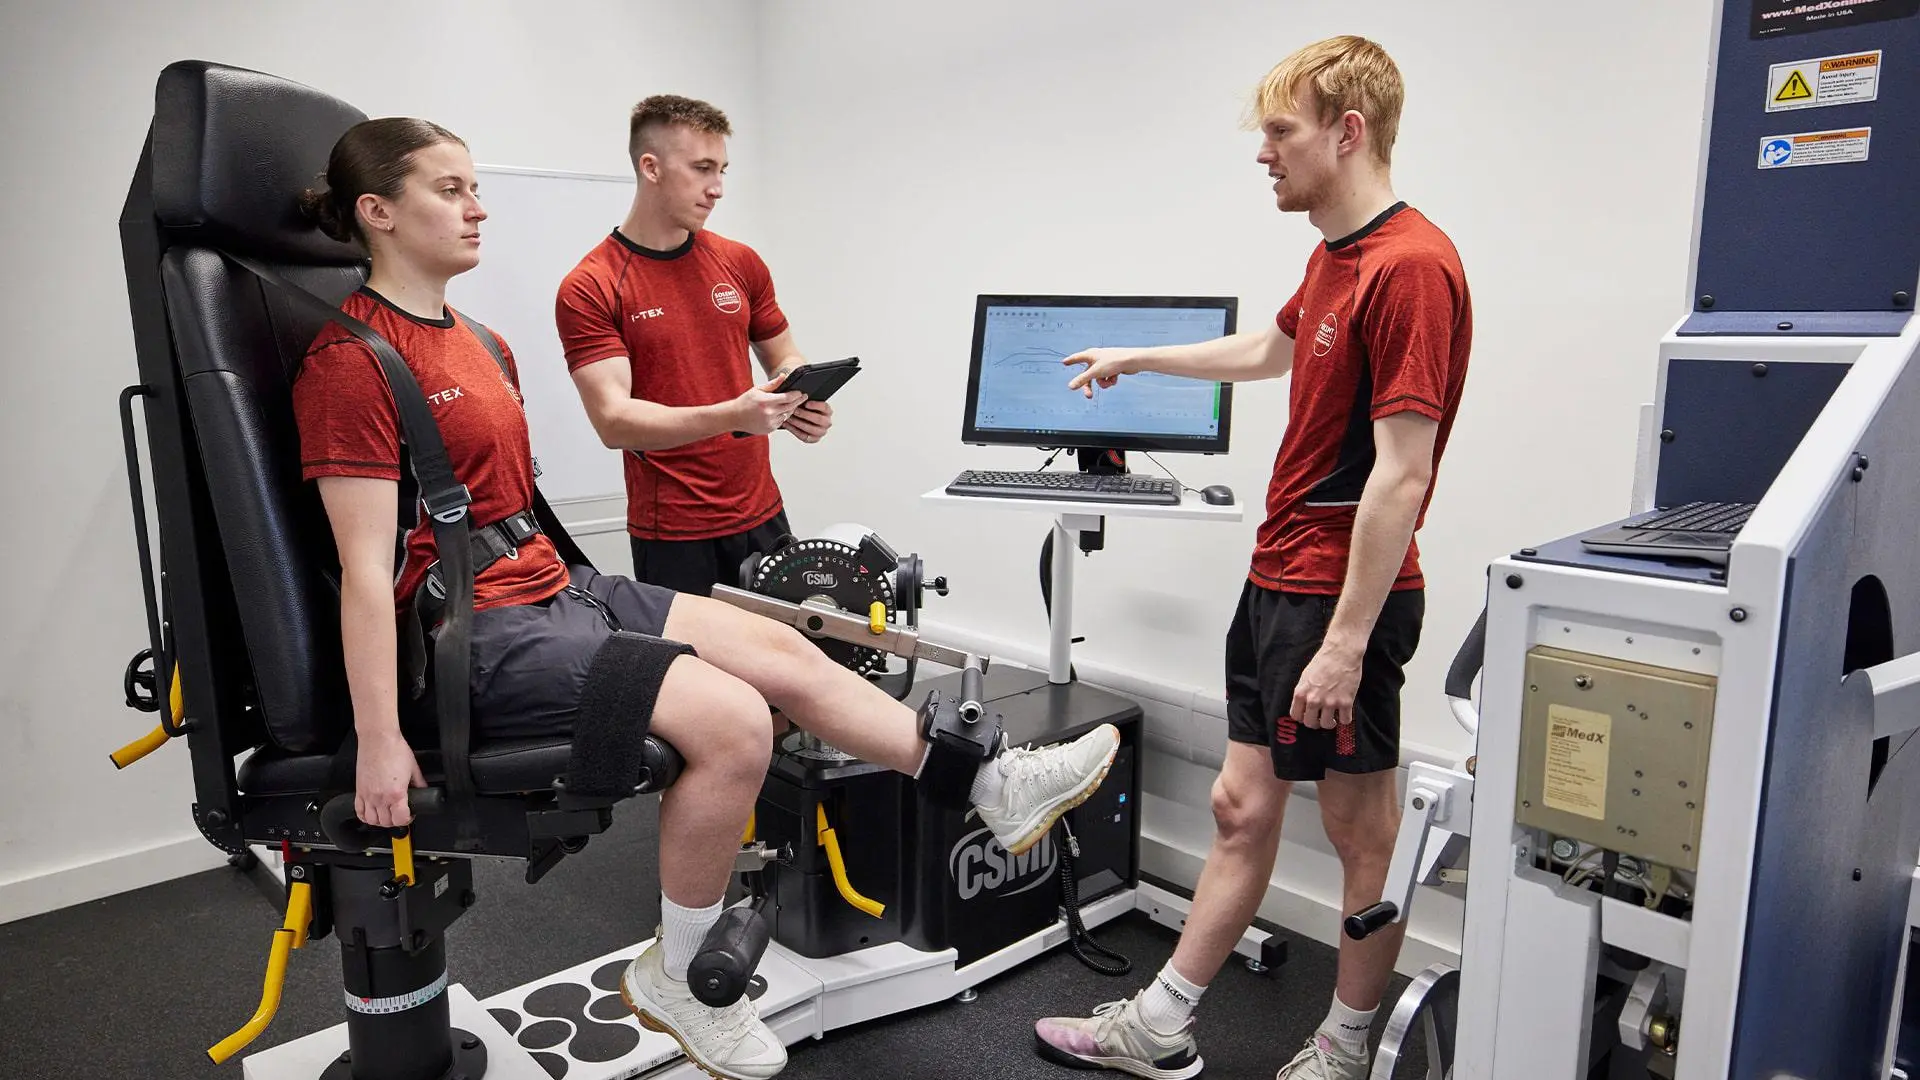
[315,792,486,1080]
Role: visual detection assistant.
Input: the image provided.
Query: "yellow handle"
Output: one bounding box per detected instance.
[392,832,415,887]
[816,805,885,918]
[110,668,184,769]
[869,601,886,635]
[109,724,170,769]
[208,880,312,1064]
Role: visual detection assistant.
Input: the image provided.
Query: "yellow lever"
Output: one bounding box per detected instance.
[110,667,183,770]
[392,832,416,887]
[816,804,885,918]
[868,601,886,635]
[208,879,313,1064]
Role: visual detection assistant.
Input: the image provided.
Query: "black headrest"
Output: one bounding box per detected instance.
[151,60,367,264]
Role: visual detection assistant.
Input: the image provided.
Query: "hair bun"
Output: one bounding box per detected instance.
[297,186,351,244]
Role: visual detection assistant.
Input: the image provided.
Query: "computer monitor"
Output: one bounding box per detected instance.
[962,295,1237,454]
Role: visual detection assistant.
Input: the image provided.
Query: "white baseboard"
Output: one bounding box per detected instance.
[0,833,230,926]
[1141,830,1462,976]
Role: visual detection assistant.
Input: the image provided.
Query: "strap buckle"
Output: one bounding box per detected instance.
[424,484,472,524]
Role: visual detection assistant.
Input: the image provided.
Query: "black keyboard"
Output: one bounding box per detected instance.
[1577,499,1756,566]
[1621,501,1754,534]
[945,469,1181,506]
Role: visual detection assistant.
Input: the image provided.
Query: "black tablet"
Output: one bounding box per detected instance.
[774,357,861,401]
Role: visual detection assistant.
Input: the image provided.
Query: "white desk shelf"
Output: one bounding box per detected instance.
[923,485,1246,683]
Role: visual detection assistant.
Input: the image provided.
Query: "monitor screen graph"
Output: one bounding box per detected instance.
[963,296,1236,453]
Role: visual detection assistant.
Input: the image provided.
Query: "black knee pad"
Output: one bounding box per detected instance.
[565,631,694,801]
[918,685,1003,808]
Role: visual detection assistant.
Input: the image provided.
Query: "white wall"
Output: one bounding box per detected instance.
[753,0,1716,962]
[1,0,1723,962]
[0,0,763,923]
[755,0,1716,760]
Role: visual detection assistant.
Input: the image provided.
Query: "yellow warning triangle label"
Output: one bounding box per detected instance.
[1775,69,1813,102]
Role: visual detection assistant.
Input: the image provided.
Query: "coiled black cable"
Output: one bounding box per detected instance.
[1055,819,1130,975]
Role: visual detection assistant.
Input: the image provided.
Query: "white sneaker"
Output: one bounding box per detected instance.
[620,941,787,1080]
[1274,1033,1369,1080]
[976,723,1120,856]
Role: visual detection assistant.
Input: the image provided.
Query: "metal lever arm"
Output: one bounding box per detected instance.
[712,584,986,671]
[1346,763,1473,940]
[1858,650,1920,739]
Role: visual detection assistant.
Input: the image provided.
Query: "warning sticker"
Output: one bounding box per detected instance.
[1543,705,1612,821]
[1767,50,1882,112]
[1758,127,1872,169]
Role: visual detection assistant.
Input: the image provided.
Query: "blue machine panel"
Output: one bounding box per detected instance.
[1731,506,1920,1076]
[1692,2,1920,316]
[1653,358,1849,507]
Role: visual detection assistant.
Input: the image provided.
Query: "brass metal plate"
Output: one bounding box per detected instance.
[1515,646,1717,872]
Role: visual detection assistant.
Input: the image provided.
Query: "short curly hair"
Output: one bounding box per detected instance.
[629,95,733,163]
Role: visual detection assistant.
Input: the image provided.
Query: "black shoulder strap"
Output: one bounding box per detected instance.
[450,310,597,574]
[227,252,483,851]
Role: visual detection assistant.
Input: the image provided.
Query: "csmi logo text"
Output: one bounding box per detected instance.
[803,571,837,587]
[949,826,1057,901]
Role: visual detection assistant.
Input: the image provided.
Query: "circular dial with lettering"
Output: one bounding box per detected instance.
[747,539,894,674]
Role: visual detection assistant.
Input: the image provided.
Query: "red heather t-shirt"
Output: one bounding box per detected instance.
[1256,203,1473,595]
[554,229,791,541]
[293,288,569,614]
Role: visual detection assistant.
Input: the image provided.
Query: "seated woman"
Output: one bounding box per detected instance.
[293,117,1119,1080]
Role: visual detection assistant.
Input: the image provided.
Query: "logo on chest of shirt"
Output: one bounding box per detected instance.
[629,307,667,322]
[427,386,464,406]
[1312,312,1340,358]
[711,282,743,314]
[496,368,524,409]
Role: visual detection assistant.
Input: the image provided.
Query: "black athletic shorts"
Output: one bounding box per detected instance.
[466,565,684,739]
[630,509,794,598]
[1223,581,1424,781]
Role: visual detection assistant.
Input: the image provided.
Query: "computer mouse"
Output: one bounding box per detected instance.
[1200,484,1235,505]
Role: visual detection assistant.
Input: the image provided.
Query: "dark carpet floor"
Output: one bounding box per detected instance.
[0,799,1428,1079]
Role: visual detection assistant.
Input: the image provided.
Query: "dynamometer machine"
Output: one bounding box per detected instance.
[1358,2,1920,1078]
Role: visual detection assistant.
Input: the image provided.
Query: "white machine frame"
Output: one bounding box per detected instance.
[1367,316,1920,1080]
[1457,320,1920,1079]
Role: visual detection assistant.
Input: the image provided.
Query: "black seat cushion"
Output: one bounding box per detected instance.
[238,734,684,798]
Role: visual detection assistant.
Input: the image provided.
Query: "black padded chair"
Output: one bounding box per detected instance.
[115,59,681,1076]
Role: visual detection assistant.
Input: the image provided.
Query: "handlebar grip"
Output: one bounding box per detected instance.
[959,663,984,722]
[1344,902,1400,941]
[1444,606,1488,701]
[318,788,444,853]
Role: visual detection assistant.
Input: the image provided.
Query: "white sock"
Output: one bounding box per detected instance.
[1136,961,1206,1036]
[968,754,1007,808]
[661,893,724,982]
[1320,993,1375,1058]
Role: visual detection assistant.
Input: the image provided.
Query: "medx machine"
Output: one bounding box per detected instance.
[1351,2,1920,1078]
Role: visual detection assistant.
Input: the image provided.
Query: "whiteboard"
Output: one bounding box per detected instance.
[445,165,636,503]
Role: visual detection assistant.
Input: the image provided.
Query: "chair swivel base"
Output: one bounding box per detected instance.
[318,1028,488,1080]
[242,986,540,1080]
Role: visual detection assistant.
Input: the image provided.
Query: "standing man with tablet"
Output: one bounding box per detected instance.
[557,94,835,597]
